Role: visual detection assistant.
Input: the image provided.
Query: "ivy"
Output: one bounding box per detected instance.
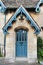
[0,48,3,57]
[37,37,43,60]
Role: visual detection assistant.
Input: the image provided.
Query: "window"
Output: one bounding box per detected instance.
[16,30,27,42]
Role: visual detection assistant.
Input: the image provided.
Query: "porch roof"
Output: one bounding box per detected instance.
[2,5,41,35]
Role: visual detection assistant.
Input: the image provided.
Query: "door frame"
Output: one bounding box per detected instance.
[15,29,28,59]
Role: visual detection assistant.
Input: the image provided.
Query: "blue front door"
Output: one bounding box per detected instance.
[16,29,27,57]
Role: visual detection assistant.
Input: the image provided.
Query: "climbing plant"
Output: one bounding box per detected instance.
[0,48,3,57]
[37,37,43,60]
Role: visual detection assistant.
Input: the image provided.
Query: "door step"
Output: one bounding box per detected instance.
[15,57,27,61]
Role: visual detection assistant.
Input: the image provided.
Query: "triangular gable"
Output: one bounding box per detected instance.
[0,1,6,12]
[3,5,41,34]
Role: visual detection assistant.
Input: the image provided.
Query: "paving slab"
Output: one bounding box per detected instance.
[0,61,41,65]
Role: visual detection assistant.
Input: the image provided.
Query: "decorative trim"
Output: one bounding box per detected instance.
[3,5,41,35]
[35,0,41,12]
[41,0,43,3]
[0,1,6,12]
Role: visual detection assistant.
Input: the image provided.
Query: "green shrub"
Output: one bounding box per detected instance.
[0,48,3,57]
[37,37,43,60]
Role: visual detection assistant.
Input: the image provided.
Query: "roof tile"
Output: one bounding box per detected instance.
[1,0,39,8]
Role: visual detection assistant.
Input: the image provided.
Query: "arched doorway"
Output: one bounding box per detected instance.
[16,29,27,57]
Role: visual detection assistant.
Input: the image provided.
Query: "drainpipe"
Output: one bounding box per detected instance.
[4,14,6,56]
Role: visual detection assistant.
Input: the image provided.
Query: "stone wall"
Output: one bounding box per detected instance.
[0,5,43,62]
[6,16,37,63]
[29,5,43,38]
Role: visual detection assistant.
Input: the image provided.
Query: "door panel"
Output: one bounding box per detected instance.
[16,30,27,57]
